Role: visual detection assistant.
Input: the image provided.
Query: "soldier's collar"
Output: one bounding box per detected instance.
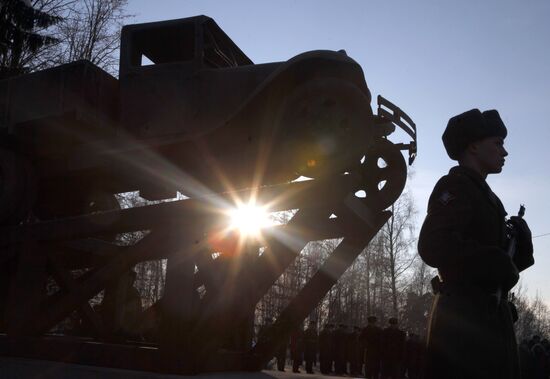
[449,165,486,186]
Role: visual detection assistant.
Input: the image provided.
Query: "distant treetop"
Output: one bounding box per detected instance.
[0,0,59,78]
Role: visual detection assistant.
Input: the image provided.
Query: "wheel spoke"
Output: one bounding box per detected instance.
[356,139,407,211]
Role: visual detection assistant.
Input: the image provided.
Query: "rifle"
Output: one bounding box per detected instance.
[495,205,525,303]
[506,204,526,258]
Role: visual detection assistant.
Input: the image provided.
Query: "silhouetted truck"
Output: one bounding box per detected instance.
[0,15,416,224]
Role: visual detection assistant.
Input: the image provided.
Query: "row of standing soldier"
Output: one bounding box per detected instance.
[265,316,424,378]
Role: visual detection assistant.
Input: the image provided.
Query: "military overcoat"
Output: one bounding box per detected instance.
[418,166,534,379]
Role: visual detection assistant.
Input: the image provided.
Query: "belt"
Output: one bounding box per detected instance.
[430,276,502,298]
[431,276,515,315]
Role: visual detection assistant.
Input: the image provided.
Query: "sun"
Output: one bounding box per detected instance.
[229,202,272,238]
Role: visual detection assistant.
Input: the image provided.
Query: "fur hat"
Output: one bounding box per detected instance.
[442,109,507,160]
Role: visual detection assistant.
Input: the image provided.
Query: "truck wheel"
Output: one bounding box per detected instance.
[357,138,407,211]
[275,78,373,178]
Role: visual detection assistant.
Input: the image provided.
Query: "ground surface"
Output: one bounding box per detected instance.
[0,358,359,379]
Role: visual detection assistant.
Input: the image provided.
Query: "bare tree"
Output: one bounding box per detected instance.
[0,0,60,76]
[13,0,131,74]
[400,291,432,336]
[514,284,550,342]
[514,283,535,342]
[50,0,130,74]
[409,259,435,297]
[378,189,417,316]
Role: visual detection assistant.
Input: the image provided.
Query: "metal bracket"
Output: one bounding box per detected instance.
[377,95,417,165]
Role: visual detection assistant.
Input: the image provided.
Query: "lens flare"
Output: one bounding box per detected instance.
[229,203,272,237]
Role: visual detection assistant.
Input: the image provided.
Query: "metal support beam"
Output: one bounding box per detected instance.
[0,176,357,247]
[242,206,333,309]
[249,208,391,368]
[48,259,107,340]
[0,172,400,374]
[13,231,172,335]
[159,241,200,374]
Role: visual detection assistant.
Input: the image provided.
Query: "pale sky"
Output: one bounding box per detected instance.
[125,0,550,304]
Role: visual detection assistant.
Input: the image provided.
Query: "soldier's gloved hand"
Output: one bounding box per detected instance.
[509,216,534,271]
[496,252,520,291]
[509,216,534,253]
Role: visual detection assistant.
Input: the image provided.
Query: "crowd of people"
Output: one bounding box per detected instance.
[263,319,550,379]
[262,316,424,378]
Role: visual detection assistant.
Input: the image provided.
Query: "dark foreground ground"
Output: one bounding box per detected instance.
[0,358,356,379]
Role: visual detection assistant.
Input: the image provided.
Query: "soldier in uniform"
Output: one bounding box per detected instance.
[334,323,348,375]
[276,335,288,372]
[319,323,334,374]
[290,325,304,373]
[362,315,382,379]
[303,320,318,374]
[257,317,272,369]
[418,109,534,379]
[349,326,362,376]
[257,317,272,343]
[380,317,406,379]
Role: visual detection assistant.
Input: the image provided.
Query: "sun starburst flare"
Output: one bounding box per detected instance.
[228,202,273,238]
